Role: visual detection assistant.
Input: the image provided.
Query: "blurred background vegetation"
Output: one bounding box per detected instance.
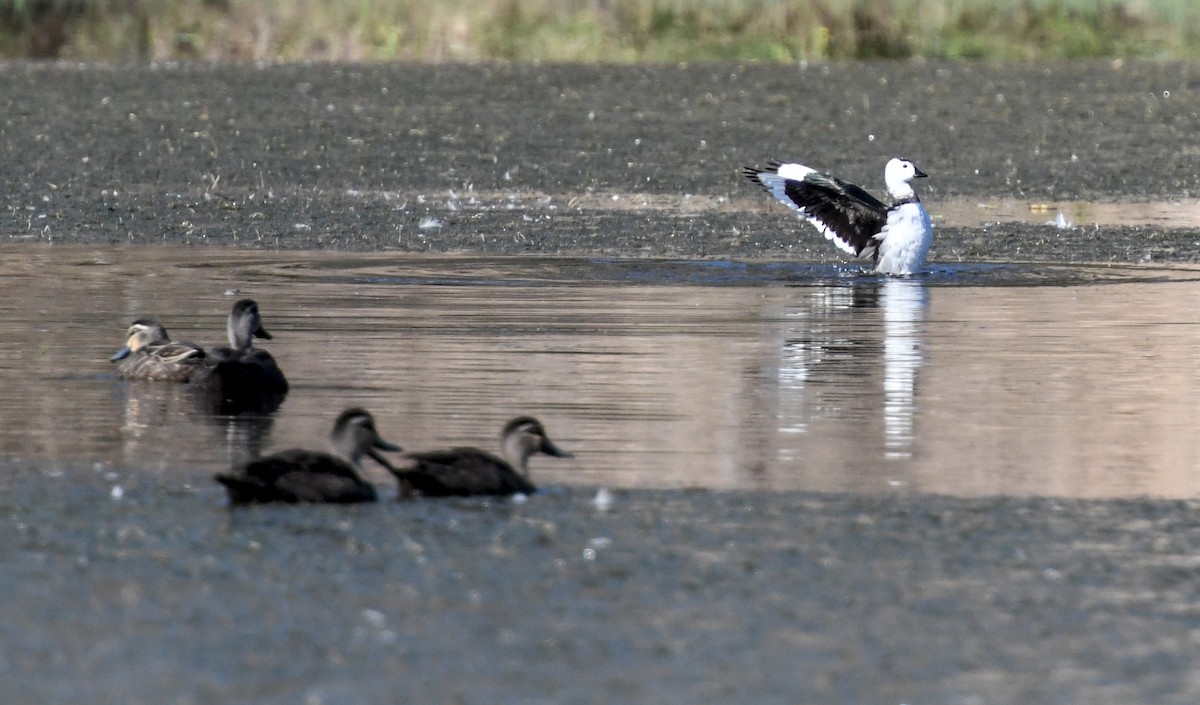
[0,0,1197,62]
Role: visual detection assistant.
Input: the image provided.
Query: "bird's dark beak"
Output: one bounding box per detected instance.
[368,436,403,471]
[367,445,401,473]
[541,438,574,459]
[254,323,273,341]
[110,345,132,362]
[913,166,928,179]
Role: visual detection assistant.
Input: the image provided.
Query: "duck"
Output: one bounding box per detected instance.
[198,299,289,413]
[390,416,573,497]
[743,157,933,275]
[110,318,208,382]
[214,407,401,504]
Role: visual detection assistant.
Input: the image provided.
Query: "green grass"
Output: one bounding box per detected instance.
[2,0,1199,61]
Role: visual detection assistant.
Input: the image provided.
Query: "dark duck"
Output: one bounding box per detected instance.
[215,407,401,505]
[390,416,573,497]
[199,298,289,414]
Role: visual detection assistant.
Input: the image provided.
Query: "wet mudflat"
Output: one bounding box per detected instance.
[2,61,1200,261]
[3,61,1200,704]
[8,466,1200,705]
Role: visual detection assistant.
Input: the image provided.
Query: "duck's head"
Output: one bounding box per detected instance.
[501,416,573,470]
[884,157,928,199]
[227,299,274,351]
[111,318,170,361]
[332,407,403,470]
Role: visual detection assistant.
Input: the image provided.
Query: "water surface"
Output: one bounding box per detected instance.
[5,245,1199,498]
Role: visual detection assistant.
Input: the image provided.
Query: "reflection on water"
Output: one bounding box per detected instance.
[3,245,1200,498]
[770,279,928,490]
[882,280,926,459]
[776,279,927,462]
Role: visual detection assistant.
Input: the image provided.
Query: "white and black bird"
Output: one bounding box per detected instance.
[743,158,933,275]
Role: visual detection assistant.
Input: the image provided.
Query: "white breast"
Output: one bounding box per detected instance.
[875,203,933,275]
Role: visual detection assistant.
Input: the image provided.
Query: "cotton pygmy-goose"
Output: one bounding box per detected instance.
[214,407,402,505]
[743,157,933,275]
[110,318,208,382]
[389,416,573,498]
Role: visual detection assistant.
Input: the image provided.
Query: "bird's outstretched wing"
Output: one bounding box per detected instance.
[744,162,890,260]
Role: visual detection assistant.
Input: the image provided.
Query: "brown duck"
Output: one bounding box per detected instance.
[110,319,208,382]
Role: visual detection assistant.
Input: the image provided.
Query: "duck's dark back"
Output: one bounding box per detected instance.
[401,448,536,496]
[217,449,377,504]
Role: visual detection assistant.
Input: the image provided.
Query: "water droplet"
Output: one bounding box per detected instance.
[361,609,386,628]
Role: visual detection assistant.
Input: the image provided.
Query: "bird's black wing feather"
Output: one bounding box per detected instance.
[744,165,890,259]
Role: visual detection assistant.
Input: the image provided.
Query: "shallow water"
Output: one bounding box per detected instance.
[6,245,1200,498]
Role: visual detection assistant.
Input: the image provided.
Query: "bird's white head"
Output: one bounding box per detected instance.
[884,158,928,200]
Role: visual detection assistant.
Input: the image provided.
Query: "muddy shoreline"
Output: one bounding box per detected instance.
[3,61,1200,263]
[4,61,1200,703]
[7,461,1200,704]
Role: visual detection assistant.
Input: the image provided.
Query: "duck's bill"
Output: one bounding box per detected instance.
[254,324,273,340]
[373,438,403,453]
[913,167,929,178]
[542,439,574,458]
[364,443,403,470]
[110,345,132,362]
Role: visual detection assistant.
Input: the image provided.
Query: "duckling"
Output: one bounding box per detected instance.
[214,407,401,505]
[390,416,573,497]
[198,299,288,413]
[110,318,207,382]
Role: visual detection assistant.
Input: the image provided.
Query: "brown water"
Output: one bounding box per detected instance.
[7,245,1200,498]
